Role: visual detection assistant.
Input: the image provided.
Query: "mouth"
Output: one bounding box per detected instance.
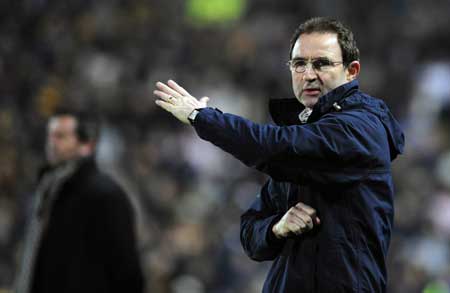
[302,88,321,97]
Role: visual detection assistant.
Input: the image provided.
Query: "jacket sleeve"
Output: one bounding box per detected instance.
[88,179,144,293]
[240,179,286,261]
[193,107,388,184]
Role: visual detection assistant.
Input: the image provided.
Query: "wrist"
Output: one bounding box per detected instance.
[187,109,200,125]
[272,222,283,239]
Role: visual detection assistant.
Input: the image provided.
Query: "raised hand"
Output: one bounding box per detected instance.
[154,80,209,124]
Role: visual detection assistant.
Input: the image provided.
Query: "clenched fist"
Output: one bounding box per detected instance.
[272,202,320,238]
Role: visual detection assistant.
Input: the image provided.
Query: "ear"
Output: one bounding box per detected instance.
[346,61,360,81]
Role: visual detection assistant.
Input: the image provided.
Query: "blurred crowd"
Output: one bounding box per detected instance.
[1,0,450,292]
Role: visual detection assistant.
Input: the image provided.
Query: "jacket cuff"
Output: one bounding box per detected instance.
[191,107,220,127]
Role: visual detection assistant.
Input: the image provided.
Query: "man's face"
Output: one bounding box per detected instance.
[46,116,83,166]
[290,32,358,108]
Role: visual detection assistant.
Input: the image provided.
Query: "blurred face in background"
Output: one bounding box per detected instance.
[290,32,360,108]
[46,115,84,166]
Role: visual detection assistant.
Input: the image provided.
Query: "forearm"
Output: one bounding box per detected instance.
[193,108,383,184]
[193,107,274,168]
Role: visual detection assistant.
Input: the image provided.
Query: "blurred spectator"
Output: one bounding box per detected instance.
[14,111,144,293]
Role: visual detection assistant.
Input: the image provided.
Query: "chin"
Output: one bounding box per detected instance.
[301,97,320,108]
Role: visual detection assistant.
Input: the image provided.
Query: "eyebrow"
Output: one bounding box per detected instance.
[291,57,331,61]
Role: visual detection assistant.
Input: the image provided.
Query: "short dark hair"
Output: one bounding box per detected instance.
[52,109,100,143]
[289,17,360,66]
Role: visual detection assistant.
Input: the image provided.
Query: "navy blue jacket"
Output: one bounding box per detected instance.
[192,80,405,292]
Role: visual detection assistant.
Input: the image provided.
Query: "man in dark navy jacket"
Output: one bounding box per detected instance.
[154,17,404,293]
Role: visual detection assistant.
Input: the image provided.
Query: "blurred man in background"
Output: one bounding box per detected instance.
[154,17,404,292]
[14,111,144,293]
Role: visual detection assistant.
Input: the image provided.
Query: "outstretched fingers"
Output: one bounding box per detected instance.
[153,90,173,103]
[155,99,175,112]
[156,81,183,99]
[167,80,191,97]
[153,79,209,125]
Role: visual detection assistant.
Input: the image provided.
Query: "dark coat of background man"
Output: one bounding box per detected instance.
[14,111,144,293]
[154,16,405,293]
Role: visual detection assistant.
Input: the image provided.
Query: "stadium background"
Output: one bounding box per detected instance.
[1,0,450,292]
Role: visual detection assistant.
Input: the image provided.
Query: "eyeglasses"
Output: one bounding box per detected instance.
[286,58,344,73]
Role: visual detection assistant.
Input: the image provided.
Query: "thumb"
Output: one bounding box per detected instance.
[314,216,321,225]
[199,96,210,104]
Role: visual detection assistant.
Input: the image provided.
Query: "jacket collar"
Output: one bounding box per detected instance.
[269,80,359,126]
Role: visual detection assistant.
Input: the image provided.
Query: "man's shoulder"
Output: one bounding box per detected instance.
[89,171,125,194]
[70,165,128,201]
[343,91,391,115]
[83,173,133,214]
[318,92,388,124]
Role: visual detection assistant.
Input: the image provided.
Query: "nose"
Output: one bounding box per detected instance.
[302,64,317,81]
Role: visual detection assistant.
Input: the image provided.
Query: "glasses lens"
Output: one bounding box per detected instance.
[288,58,341,73]
[312,59,332,71]
[292,60,306,72]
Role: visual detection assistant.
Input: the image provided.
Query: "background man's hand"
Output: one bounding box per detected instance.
[154,80,209,124]
[272,202,320,238]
